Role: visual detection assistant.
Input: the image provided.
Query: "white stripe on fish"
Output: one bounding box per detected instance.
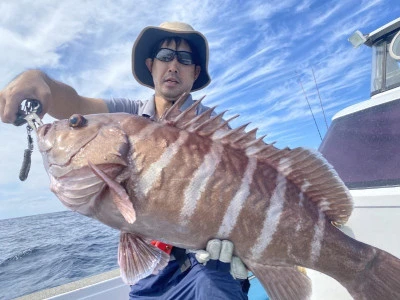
[276,157,293,176]
[137,131,189,196]
[217,157,257,237]
[310,209,325,264]
[250,172,286,260]
[299,191,305,207]
[180,144,224,225]
[131,123,159,173]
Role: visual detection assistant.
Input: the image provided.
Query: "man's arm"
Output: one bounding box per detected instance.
[0,69,108,123]
[45,72,108,119]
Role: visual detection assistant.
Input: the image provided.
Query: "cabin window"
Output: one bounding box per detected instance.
[389,30,400,60]
[387,32,400,89]
[371,41,385,93]
[371,31,400,95]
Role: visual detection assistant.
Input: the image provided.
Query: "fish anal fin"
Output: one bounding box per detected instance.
[88,161,136,224]
[247,261,311,300]
[118,232,170,285]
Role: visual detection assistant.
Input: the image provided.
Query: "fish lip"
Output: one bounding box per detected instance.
[39,123,51,136]
[37,123,54,152]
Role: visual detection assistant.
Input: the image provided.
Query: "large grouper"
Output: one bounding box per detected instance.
[36,97,400,300]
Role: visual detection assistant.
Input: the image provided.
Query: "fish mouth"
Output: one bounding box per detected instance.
[37,115,130,209]
[40,123,51,136]
[37,123,54,152]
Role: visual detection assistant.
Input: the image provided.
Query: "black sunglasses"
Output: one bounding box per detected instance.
[155,48,194,65]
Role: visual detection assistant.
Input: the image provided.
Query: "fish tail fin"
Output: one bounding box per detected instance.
[346,248,400,300]
[246,260,312,300]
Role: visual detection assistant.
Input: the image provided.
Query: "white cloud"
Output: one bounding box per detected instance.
[310,2,344,28]
[295,0,313,13]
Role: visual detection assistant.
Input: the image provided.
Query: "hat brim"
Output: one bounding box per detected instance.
[132,26,210,92]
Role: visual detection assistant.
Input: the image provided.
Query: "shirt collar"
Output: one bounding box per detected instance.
[179,94,194,111]
[141,94,193,120]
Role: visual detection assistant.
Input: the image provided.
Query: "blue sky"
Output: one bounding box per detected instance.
[0,0,399,219]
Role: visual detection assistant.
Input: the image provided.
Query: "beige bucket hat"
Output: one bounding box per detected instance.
[132,21,211,92]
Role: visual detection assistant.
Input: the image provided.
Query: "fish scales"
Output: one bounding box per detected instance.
[229,165,322,265]
[37,98,400,300]
[130,126,251,247]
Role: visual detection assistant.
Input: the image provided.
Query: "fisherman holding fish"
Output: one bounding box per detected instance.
[0,22,250,299]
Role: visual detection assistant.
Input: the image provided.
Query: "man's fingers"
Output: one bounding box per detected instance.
[194,239,248,278]
[194,250,210,264]
[206,239,222,260]
[230,256,248,279]
[2,94,22,123]
[205,239,234,263]
[0,70,50,124]
[219,240,233,263]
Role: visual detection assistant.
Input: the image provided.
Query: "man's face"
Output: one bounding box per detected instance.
[146,39,201,102]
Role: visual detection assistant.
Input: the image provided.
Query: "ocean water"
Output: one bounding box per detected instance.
[0,211,120,300]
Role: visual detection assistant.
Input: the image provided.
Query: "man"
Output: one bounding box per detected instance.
[0,22,250,299]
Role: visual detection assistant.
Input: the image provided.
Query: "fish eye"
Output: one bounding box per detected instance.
[69,114,87,128]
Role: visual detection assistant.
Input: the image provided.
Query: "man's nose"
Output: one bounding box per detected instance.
[167,56,180,73]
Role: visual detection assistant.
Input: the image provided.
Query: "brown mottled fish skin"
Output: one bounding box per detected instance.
[37,99,400,300]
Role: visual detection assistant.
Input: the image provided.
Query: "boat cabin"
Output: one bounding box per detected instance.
[319,18,400,189]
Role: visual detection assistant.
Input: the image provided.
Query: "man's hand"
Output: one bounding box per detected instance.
[0,70,108,123]
[189,239,248,280]
[0,70,52,123]
[131,240,250,299]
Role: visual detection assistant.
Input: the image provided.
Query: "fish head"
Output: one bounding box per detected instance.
[36,113,133,211]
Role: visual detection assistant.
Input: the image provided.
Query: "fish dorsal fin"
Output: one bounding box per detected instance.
[161,93,188,121]
[161,95,231,136]
[256,146,353,224]
[161,97,353,224]
[161,93,205,125]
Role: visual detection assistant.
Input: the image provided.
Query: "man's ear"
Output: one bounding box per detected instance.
[145,58,153,73]
[194,65,201,80]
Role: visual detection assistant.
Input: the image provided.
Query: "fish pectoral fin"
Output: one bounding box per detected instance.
[88,161,136,224]
[118,232,170,285]
[247,261,311,300]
